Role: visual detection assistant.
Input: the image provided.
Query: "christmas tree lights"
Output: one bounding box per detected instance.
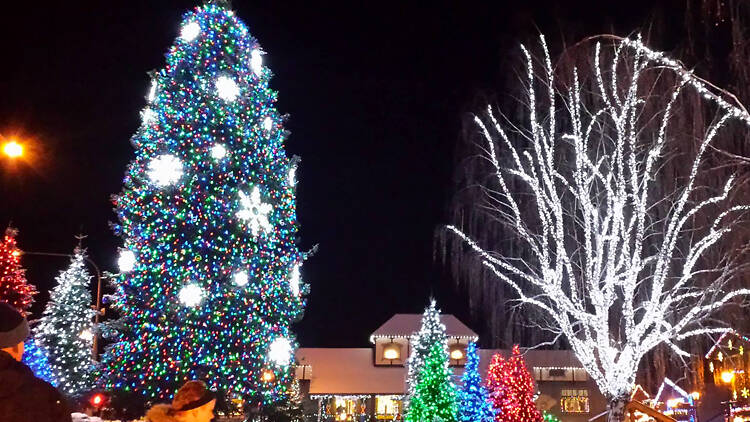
[458,342,494,422]
[405,342,459,422]
[543,411,561,422]
[34,247,96,397]
[101,1,307,405]
[0,227,36,316]
[486,346,543,422]
[407,300,448,395]
[22,337,58,386]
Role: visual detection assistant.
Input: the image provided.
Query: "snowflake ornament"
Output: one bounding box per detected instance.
[237,187,273,236]
[178,284,203,307]
[148,154,183,187]
[268,336,293,366]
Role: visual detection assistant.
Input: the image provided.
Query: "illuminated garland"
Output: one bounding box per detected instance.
[0,227,36,316]
[486,346,543,422]
[405,342,459,422]
[457,342,494,422]
[100,1,306,405]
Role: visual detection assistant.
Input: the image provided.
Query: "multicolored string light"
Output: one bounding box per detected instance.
[100,1,306,405]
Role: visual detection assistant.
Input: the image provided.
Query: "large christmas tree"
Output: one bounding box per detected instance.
[457,342,493,422]
[485,345,543,422]
[34,247,95,397]
[405,342,459,422]
[101,1,306,405]
[407,300,448,394]
[0,227,36,316]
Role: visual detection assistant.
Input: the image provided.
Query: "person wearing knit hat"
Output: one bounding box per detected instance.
[0,301,71,422]
[145,380,217,422]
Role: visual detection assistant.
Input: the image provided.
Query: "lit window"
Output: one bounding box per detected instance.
[376,395,403,419]
[448,344,466,364]
[324,396,367,421]
[383,344,400,360]
[561,389,589,413]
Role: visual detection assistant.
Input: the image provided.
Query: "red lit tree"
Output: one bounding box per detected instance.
[485,345,543,422]
[0,227,36,315]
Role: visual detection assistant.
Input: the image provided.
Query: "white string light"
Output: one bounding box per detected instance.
[448,35,750,409]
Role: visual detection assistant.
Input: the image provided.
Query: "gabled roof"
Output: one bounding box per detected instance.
[369,314,478,342]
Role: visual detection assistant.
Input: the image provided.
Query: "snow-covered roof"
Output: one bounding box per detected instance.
[369,314,478,342]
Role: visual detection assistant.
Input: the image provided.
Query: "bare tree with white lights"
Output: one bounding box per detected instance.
[447,35,750,422]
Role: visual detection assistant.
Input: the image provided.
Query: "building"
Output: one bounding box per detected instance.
[294,313,607,421]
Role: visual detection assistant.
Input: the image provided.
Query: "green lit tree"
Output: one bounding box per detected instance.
[100,1,307,406]
[406,342,459,422]
[407,300,448,394]
[34,247,96,397]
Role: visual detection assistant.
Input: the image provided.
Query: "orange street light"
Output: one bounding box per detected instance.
[2,140,23,158]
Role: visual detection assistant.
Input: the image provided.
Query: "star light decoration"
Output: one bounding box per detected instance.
[250,49,263,75]
[216,76,240,101]
[447,34,750,415]
[178,284,204,307]
[237,187,273,236]
[263,116,273,132]
[180,21,201,42]
[148,154,183,187]
[117,249,136,273]
[289,264,301,296]
[211,143,227,159]
[233,270,249,287]
[268,336,293,366]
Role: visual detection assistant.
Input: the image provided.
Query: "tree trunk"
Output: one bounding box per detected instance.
[606,395,629,422]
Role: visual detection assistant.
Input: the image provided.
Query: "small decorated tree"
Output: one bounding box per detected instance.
[458,342,494,422]
[542,411,561,422]
[406,342,459,422]
[407,299,448,394]
[34,247,96,397]
[486,345,543,422]
[0,227,36,315]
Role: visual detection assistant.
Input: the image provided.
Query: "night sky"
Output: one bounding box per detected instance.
[0,0,665,347]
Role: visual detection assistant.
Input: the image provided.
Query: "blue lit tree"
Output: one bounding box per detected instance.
[22,337,57,386]
[100,1,307,406]
[457,342,493,422]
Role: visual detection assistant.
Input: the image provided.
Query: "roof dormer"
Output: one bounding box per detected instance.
[369,313,478,366]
